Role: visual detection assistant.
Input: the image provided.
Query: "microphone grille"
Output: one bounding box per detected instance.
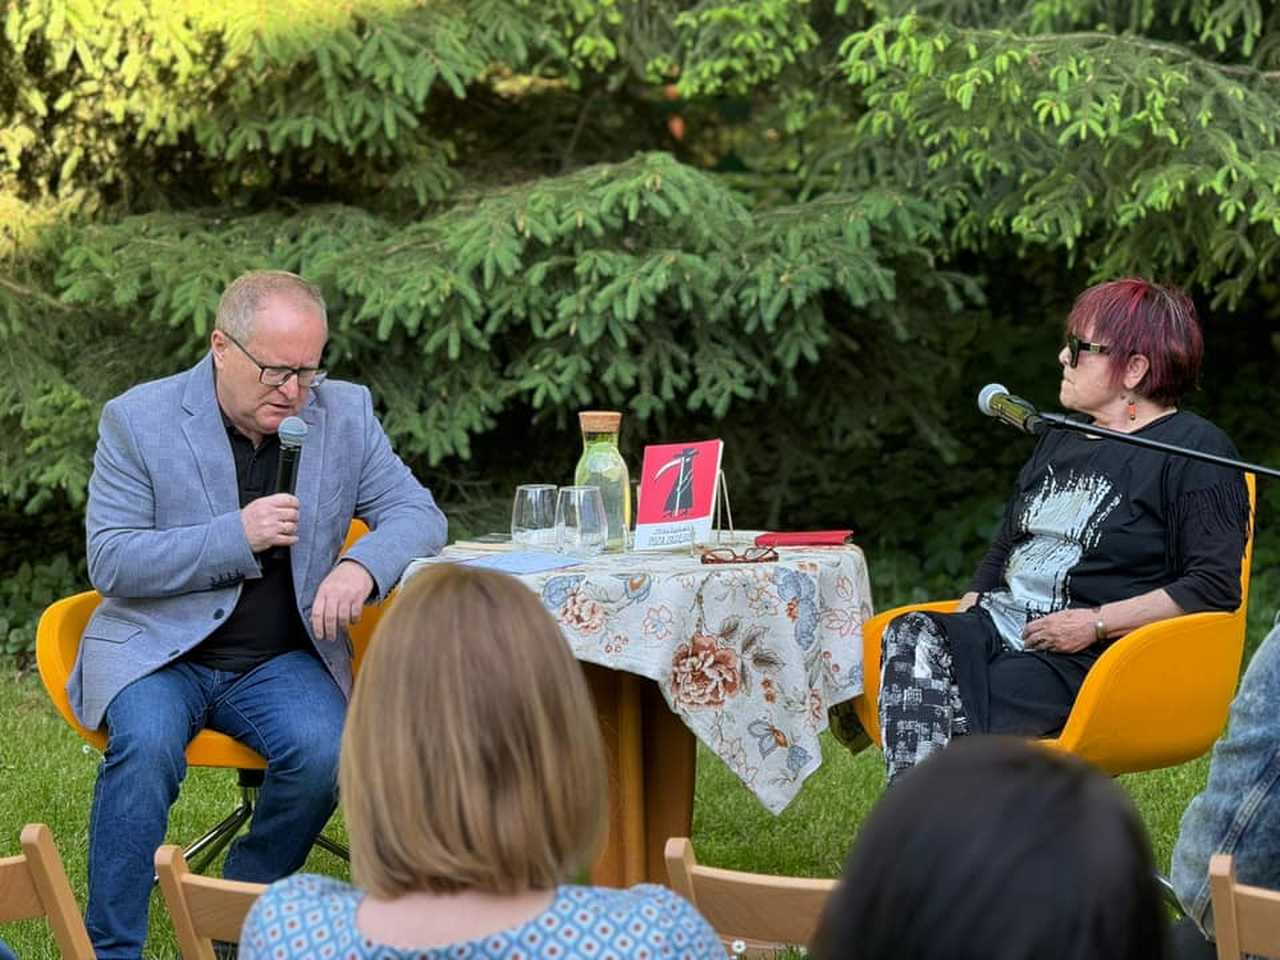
[278,416,308,448]
[978,383,1007,416]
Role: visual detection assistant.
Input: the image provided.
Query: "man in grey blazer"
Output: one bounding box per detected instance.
[73,270,447,959]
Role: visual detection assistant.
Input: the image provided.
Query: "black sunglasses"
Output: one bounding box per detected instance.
[1066,332,1110,368]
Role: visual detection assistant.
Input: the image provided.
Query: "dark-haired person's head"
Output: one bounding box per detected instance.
[1063,276,1203,407]
[811,737,1166,960]
[340,564,607,898]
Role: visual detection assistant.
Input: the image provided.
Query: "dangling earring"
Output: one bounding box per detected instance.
[1126,396,1137,422]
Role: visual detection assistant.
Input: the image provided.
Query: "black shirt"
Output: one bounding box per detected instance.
[183,416,310,672]
[944,409,1250,733]
[970,409,1250,623]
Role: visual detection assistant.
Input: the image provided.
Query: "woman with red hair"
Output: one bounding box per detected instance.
[873,278,1251,783]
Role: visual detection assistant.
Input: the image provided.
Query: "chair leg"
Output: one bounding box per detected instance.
[185,782,257,875]
[312,833,350,861]
[154,767,350,882]
[152,770,261,884]
[1157,871,1184,917]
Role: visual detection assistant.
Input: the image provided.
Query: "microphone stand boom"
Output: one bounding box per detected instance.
[1035,411,1280,482]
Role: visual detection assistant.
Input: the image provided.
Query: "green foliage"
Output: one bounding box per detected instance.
[6,150,967,480]
[0,0,554,212]
[3,0,1280,651]
[0,552,81,657]
[835,7,1280,306]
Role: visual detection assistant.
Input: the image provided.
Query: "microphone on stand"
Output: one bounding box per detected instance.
[976,382,1280,479]
[274,416,308,496]
[978,383,1047,435]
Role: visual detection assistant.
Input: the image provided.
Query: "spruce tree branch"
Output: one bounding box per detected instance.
[561,93,597,173]
[0,275,72,312]
[936,23,1280,82]
[1040,30,1280,80]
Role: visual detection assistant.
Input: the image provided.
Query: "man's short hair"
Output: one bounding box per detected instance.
[340,564,608,897]
[216,270,327,341]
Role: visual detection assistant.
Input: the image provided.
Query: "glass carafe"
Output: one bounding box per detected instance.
[574,411,631,552]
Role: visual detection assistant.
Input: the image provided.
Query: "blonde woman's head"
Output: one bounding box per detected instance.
[340,564,606,897]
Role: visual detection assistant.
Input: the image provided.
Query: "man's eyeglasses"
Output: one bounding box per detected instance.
[1066,332,1110,368]
[697,545,779,565]
[223,331,328,388]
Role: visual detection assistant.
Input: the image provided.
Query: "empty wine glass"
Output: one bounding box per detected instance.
[511,484,558,548]
[555,486,608,558]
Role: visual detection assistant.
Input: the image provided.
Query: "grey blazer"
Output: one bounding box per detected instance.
[69,354,447,729]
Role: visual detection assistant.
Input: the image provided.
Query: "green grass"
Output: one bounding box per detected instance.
[0,670,350,959]
[0,667,1211,959]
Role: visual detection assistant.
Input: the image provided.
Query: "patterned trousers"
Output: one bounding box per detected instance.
[878,612,969,783]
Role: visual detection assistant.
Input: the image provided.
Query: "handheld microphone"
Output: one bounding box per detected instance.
[274,416,308,495]
[978,384,1046,435]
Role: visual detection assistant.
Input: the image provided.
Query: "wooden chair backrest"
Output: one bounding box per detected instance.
[156,845,266,960]
[0,824,95,960]
[1211,853,1280,959]
[664,838,836,958]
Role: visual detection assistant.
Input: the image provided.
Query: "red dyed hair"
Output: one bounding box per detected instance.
[1065,277,1204,406]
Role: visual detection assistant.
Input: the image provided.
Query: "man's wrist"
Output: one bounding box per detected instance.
[338,557,377,601]
[1094,609,1108,642]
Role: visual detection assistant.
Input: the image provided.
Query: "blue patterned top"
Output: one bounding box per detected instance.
[239,874,727,960]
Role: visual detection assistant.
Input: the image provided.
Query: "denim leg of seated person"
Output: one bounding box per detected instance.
[878,612,969,784]
[0,937,16,960]
[85,650,344,959]
[1172,617,1280,940]
[209,650,344,883]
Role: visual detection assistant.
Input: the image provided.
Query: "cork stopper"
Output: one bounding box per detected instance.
[579,410,622,432]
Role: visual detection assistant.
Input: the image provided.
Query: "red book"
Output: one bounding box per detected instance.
[754,530,854,547]
[633,439,724,550]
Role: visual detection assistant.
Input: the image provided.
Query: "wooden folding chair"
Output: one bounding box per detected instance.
[664,837,836,958]
[1210,853,1280,959]
[0,823,95,960]
[155,845,265,960]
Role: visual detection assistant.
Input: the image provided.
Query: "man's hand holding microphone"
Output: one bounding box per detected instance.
[237,415,373,642]
[241,493,301,552]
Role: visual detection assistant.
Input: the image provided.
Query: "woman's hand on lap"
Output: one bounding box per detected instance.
[1022,609,1097,654]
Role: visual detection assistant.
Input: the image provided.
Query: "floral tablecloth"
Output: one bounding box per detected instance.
[399,538,873,814]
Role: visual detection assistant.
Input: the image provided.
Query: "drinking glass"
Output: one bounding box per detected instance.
[555,486,608,557]
[511,484,558,548]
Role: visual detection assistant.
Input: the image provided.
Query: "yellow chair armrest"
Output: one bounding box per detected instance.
[1043,609,1246,773]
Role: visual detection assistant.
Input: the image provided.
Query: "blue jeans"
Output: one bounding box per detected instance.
[1172,616,1280,938]
[0,937,16,960]
[85,650,345,960]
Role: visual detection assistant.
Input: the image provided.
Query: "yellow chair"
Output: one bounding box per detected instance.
[155,844,266,960]
[664,837,836,958]
[1210,853,1280,959]
[36,520,385,872]
[0,823,96,960]
[851,473,1256,776]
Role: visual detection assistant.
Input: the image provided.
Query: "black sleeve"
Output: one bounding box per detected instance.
[1162,425,1251,613]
